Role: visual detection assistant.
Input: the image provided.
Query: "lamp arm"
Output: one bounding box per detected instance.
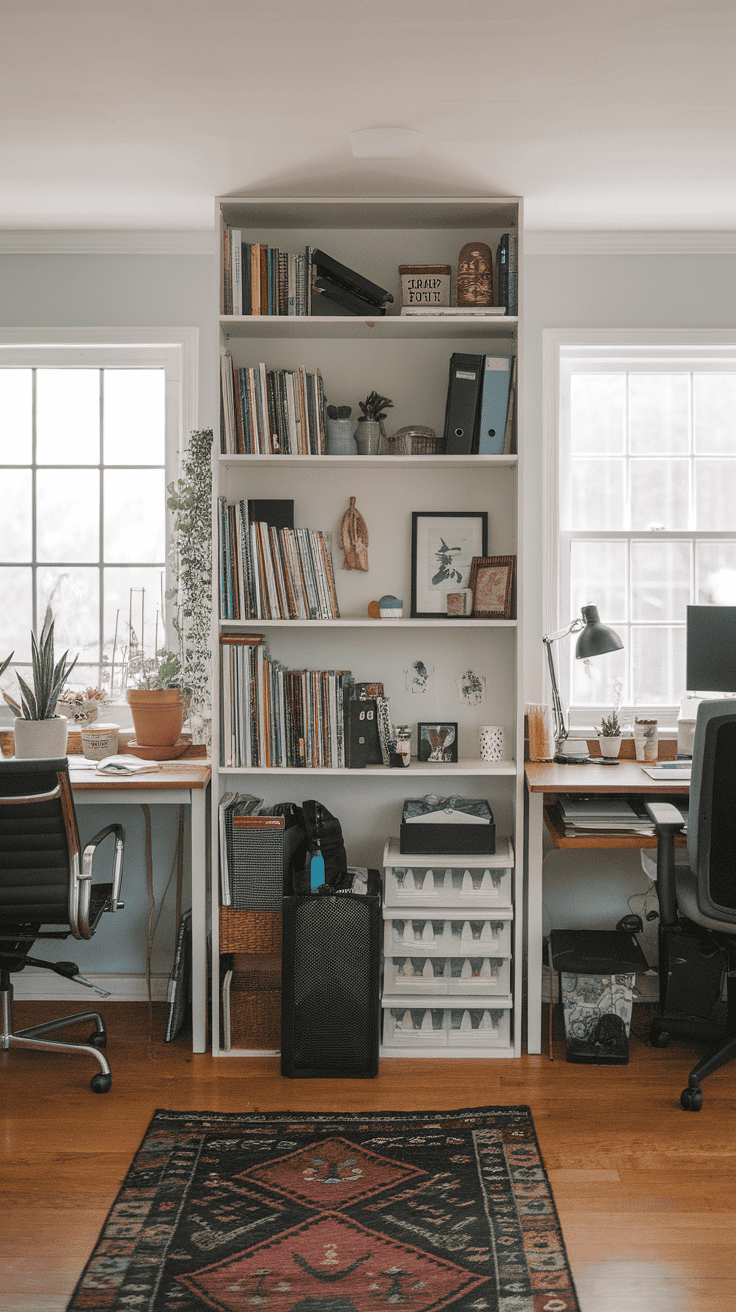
[543,634,569,748]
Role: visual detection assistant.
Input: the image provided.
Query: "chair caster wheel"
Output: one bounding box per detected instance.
[681,1086,703,1111]
[649,1024,669,1048]
[88,1030,107,1048]
[91,1073,112,1094]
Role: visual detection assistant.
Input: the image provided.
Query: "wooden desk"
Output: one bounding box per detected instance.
[69,760,211,1053]
[524,757,689,1055]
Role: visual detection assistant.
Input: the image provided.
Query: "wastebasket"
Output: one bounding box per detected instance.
[549,929,649,1065]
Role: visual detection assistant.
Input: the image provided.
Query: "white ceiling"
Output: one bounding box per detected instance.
[3,0,736,233]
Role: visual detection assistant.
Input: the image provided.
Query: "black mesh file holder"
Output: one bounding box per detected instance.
[281,882,381,1078]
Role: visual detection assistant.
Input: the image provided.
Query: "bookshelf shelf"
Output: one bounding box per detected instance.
[212,194,524,1062]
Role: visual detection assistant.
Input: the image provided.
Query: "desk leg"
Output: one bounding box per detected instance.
[190,788,208,1054]
[527,789,544,1054]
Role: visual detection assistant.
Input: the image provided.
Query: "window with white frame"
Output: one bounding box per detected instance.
[546,333,736,727]
[0,332,196,718]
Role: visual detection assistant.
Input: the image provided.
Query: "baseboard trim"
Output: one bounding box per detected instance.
[11,972,170,1003]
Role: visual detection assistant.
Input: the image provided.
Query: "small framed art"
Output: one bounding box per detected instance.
[468,555,516,619]
[410,511,488,618]
[417,721,459,763]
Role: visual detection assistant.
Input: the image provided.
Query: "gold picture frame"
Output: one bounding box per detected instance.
[468,555,516,619]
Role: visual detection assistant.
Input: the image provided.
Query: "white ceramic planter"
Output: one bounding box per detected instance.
[598,735,622,759]
[13,715,69,759]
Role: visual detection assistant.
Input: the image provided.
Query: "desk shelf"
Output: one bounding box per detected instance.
[543,805,688,850]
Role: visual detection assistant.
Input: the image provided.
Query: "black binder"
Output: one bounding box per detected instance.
[344,697,383,768]
[442,353,484,455]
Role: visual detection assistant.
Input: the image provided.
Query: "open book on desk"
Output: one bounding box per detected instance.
[67,754,163,776]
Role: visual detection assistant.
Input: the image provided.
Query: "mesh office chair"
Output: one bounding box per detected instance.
[645,700,736,1110]
[0,757,124,1093]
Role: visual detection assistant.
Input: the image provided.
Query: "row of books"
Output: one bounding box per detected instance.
[220,352,326,455]
[220,225,393,318]
[219,634,353,769]
[218,497,340,621]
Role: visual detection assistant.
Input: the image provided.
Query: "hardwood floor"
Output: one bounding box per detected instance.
[2,1001,735,1312]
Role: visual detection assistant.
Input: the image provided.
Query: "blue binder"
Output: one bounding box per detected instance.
[474,356,512,454]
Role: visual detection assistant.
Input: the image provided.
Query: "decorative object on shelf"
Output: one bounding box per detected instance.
[394,725,412,766]
[399,264,451,307]
[356,390,393,455]
[387,426,444,456]
[167,427,213,744]
[339,496,369,571]
[526,703,554,761]
[80,722,120,760]
[446,588,473,617]
[457,669,486,706]
[367,600,381,618]
[2,616,77,759]
[325,405,357,455]
[404,660,434,694]
[376,695,397,766]
[417,721,458,763]
[468,554,516,620]
[456,241,493,306]
[596,708,623,759]
[411,511,488,619]
[634,716,658,762]
[479,725,504,762]
[543,605,624,764]
[379,594,403,618]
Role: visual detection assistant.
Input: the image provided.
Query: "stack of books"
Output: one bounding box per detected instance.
[220,352,326,455]
[218,497,339,622]
[218,633,352,769]
[550,795,655,837]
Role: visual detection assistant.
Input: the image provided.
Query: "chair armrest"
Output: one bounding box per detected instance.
[82,823,125,911]
[643,801,686,829]
[642,804,685,927]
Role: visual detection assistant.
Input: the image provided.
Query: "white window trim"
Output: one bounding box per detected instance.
[543,328,736,731]
[0,327,198,724]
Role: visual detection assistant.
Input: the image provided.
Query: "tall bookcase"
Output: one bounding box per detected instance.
[212,196,524,1058]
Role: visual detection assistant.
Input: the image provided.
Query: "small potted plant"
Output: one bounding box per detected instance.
[596,708,623,759]
[126,646,185,750]
[355,391,393,455]
[1,618,78,758]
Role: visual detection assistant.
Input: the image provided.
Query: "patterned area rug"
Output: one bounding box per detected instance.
[66,1106,579,1312]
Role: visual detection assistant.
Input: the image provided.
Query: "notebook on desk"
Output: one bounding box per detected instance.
[641,763,692,781]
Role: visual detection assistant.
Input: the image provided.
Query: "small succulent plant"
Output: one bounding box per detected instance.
[596,709,622,737]
[358,391,393,422]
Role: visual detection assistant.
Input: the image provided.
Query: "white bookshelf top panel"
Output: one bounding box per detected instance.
[219,617,517,629]
[220,315,518,341]
[219,453,517,470]
[219,760,518,777]
[217,196,521,231]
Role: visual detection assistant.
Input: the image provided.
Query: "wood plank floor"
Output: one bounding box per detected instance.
[2,1001,735,1312]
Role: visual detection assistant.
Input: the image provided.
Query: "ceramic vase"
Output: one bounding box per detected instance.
[325,417,357,455]
[355,420,382,455]
[479,725,504,761]
[13,715,69,759]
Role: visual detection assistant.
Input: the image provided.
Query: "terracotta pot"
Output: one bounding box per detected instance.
[127,689,184,747]
[13,715,69,759]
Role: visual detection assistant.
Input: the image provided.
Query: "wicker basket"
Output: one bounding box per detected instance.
[228,963,281,1050]
[219,908,282,953]
[388,427,445,456]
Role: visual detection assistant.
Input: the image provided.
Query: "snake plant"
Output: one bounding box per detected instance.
[2,618,78,720]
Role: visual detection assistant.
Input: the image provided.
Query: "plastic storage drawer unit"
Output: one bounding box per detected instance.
[382,837,513,909]
[382,997,512,1050]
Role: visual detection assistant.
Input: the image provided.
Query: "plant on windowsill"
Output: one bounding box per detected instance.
[126,646,186,750]
[1,617,78,759]
[595,708,623,759]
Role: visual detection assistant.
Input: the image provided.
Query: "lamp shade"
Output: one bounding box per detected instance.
[575,605,624,659]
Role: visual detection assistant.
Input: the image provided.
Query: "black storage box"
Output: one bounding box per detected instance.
[281,869,382,1078]
[399,798,495,855]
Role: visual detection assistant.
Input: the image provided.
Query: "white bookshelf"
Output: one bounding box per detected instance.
[211,195,524,1059]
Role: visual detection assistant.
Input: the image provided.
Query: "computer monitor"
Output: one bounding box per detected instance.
[686,605,736,693]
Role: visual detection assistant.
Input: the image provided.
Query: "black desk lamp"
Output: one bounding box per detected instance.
[543,605,624,763]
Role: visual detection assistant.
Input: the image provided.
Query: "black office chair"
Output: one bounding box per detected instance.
[0,757,124,1093]
[645,700,736,1110]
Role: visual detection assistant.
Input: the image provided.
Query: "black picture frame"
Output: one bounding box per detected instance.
[410,511,488,618]
[417,721,459,763]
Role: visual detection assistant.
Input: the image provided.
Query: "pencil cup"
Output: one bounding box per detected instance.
[479,725,504,761]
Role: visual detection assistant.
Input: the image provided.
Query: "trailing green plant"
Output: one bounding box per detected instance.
[596,709,622,737]
[2,619,78,720]
[166,428,213,731]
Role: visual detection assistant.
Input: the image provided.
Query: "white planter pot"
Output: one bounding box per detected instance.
[13,715,69,759]
[598,735,622,759]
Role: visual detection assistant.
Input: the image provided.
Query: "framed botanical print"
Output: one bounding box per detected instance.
[410,511,488,618]
[468,554,516,619]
